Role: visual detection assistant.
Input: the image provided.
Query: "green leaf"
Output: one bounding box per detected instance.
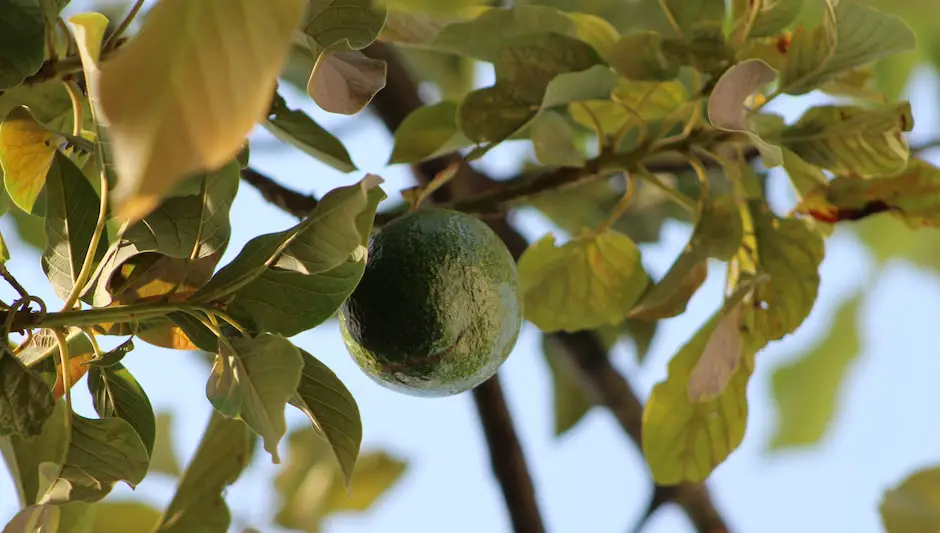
[388,101,472,164]
[96,0,306,222]
[608,31,679,80]
[0,106,56,214]
[0,400,69,507]
[264,92,356,172]
[568,78,689,136]
[529,110,584,167]
[769,293,862,450]
[733,201,824,344]
[0,0,46,89]
[457,33,614,147]
[778,1,916,95]
[308,49,387,115]
[0,227,9,263]
[0,346,54,438]
[289,349,362,488]
[631,195,742,320]
[325,451,406,512]
[195,175,385,303]
[299,0,387,54]
[881,466,940,533]
[0,81,76,135]
[41,152,108,301]
[707,58,782,166]
[87,363,156,457]
[92,502,162,533]
[2,501,95,533]
[155,412,252,533]
[206,334,303,463]
[518,230,650,333]
[796,160,940,228]
[733,0,803,40]
[150,412,181,477]
[642,283,757,484]
[661,0,725,41]
[44,415,149,503]
[84,338,134,368]
[777,102,913,178]
[781,148,828,200]
[542,334,592,436]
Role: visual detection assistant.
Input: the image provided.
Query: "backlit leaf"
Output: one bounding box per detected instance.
[777,102,913,178]
[530,110,584,167]
[569,79,689,137]
[796,160,940,227]
[87,363,156,457]
[0,400,68,507]
[769,293,862,450]
[150,412,181,478]
[96,0,306,222]
[264,92,356,173]
[324,451,406,512]
[0,346,54,438]
[518,230,650,333]
[155,412,252,533]
[0,106,56,213]
[778,1,916,95]
[92,502,162,533]
[308,50,387,116]
[41,152,108,301]
[289,349,362,487]
[642,284,757,484]
[881,466,940,533]
[388,101,471,164]
[43,415,149,503]
[0,0,46,89]
[206,334,303,463]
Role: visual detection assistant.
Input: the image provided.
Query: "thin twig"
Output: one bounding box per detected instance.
[104,0,146,52]
[0,264,29,301]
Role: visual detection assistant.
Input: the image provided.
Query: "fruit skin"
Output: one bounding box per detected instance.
[339,208,523,397]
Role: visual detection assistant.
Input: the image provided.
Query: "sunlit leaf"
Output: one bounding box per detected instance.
[0,106,56,214]
[289,349,362,487]
[881,466,940,533]
[87,363,156,457]
[776,102,913,178]
[206,334,303,463]
[264,92,356,172]
[308,49,387,116]
[642,283,757,484]
[0,0,46,89]
[519,230,649,333]
[155,412,252,533]
[0,346,54,438]
[388,101,472,164]
[796,160,940,227]
[41,152,108,301]
[769,293,862,450]
[778,1,916,95]
[43,415,149,503]
[530,110,584,167]
[96,0,306,221]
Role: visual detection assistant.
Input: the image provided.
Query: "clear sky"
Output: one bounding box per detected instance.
[4,4,940,532]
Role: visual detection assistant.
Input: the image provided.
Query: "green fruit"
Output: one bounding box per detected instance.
[339,208,523,397]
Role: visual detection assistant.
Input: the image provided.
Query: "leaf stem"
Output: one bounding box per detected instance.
[657,0,684,39]
[595,174,634,234]
[62,79,84,136]
[104,0,145,52]
[52,328,73,430]
[635,165,697,213]
[60,165,109,312]
[17,301,198,331]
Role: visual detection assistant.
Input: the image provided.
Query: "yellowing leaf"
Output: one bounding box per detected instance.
[518,230,649,333]
[769,293,862,450]
[92,502,162,533]
[325,451,405,512]
[734,201,825,343]
[96,0,306,222]
[308,49,387,116]
[778,1,916,95]
[881,466,940,533]
[0,106,56,213]
[642,284,756,484]
[150,412,182,477]
[778,102,913,178]
[796,160,940,228]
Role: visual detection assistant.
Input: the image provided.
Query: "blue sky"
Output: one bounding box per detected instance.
[4,4,940,532]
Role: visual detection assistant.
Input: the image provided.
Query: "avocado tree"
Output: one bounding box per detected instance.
[0,0,939,531]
